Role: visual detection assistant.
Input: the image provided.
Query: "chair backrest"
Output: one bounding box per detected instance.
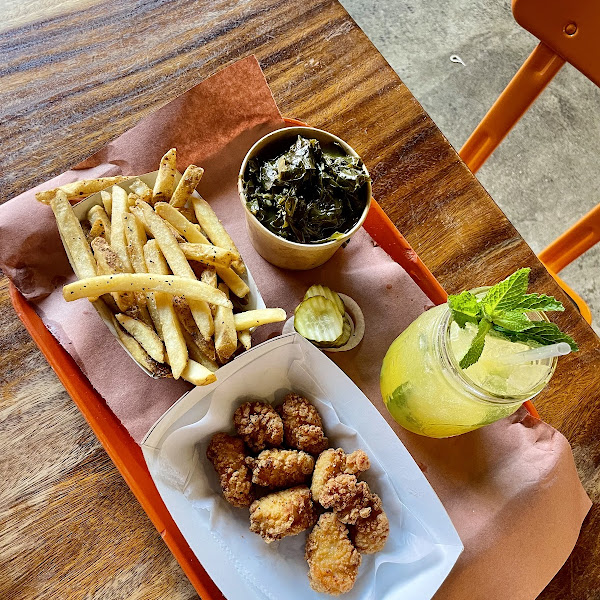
[513,0,600,87]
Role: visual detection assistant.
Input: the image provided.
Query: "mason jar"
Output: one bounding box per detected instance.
[380,293,557,438]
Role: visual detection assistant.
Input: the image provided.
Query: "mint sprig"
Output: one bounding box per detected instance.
[448,268,577,369]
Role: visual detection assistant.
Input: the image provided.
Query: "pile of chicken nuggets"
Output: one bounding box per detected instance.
[206,392,390,595]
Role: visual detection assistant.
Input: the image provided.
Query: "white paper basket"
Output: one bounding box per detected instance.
[141,333,463,600]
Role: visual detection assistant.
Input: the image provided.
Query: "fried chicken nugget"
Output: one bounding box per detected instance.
[278,393,328,455]
[305,513,361,595]
[344,449,370,474]
[206,433,254,508]
[247,449,315,488]
[351,494,390,554]
[249,485,317,543]
[233,401,284,452]
[320,474,373,524]
[311,448,370,503]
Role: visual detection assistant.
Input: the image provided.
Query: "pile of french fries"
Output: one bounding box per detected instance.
[36,149,286,386]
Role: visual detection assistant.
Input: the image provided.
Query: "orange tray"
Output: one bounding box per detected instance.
[8,118,538,600]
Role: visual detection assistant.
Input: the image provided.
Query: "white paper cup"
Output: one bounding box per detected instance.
[238,126,372,270]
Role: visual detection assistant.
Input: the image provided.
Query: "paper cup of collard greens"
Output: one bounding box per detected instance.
[238,127,372,270]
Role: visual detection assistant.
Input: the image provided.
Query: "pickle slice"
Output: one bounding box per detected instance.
[294,296,344,342]
[315,314,352,348]
[303,284,345,317]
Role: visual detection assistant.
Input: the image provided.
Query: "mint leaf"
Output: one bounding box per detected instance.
[459,319,492,369]
[448,291,481,328]
[491,310,533,332]
[511,293,564,312]
[481,268,530,317]
[448,291,480,314]
[453,312,479,328]
[493,322,578,352]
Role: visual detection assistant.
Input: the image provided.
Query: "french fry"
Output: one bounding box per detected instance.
[154,292,188,379]
[63,273,233,306]
[141,203,203,268]
[91,236,125,273]
[91,236,137,312]
[200,266,218,316]
[214,284,237,363]
[201,265,217,288]
[145,294,163,339]
[172,295,216,361]
[137,201,198,280]
[134,301,154,328]
[110,186,133,272]
[238,329,252,351]
[155,203,249,298]
[101,190,112,217]
[179,206,197,223]
[137,200,214,340]
[215,265,249,298]
[50,191,98,283]
[155,202,209,243]
[124,213,148,273]
[192,196,245,275]
[128,192,140,207]
[88,219,106,241]
[166,221,186,243]
[153,148,177,204]
[123,211,159,326]
[129,205,155,239]
[182,329,219,372]
[133,205,183,243]
[99,291,120,314]
[170,164,204,208]
[144,240,188,379]
[140,209,183,243]
[111,314,169,377]
[180,359,217,386]
[36,176,128,204]
[233,308,286,331]
[116,313,165,363]
[143,239,169,275]
[87,205,111,243]
[129,178,153,204]
[179,242,236,268]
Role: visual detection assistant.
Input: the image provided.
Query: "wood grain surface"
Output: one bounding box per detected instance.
[1,0,599,599]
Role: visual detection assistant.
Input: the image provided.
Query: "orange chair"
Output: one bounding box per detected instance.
[459,0,600,324]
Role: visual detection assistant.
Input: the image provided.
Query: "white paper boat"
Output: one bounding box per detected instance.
[57,171,265,378]
[141,333,463,600]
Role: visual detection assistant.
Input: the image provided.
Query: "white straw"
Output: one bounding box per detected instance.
[498,342,571,365]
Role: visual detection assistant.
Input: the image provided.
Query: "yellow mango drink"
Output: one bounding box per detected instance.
[380,269,578,438]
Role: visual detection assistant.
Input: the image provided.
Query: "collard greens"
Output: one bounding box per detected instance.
[243,136,370,243]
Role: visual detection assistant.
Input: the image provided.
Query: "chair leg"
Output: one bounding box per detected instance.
[538,204,600,273]
[459,42,565,173]
[538,204,600,325]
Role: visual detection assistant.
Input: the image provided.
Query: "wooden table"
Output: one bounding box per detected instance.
[1,1,598,598]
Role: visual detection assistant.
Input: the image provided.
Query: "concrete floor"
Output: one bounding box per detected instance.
[341,0,600,326]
